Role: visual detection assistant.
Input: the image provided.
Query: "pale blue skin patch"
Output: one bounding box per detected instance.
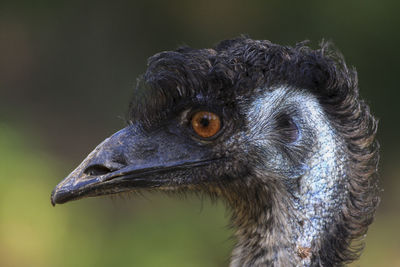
[244,86,347,264]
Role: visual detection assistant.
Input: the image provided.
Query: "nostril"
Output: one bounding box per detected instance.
[84,165,112,176]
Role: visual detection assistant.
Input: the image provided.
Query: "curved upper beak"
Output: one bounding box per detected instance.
[51,125,215,206]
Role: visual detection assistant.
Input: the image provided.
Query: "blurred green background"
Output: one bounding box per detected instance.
[1,1,399,266]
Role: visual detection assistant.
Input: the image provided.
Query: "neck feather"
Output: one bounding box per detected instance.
[226,182,299,266]
[227,165,347,266]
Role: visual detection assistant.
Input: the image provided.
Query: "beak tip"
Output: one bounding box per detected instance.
[50,177,96,206]
[50,188,57,206]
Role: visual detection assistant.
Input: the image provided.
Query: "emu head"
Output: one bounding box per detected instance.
[51,37,379,266]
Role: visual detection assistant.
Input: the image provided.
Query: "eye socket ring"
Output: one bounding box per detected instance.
[191,111,222,139]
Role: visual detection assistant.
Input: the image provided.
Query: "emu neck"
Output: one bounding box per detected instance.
[227,183,300,266]
[228,167,347,266]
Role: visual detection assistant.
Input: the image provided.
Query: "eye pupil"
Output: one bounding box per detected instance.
[191,111,221,138]
[200,117,210,127]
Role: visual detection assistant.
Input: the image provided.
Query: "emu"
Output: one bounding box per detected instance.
[51,37,379,266]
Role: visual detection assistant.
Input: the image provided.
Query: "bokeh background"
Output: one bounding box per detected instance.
[1,1,399,266]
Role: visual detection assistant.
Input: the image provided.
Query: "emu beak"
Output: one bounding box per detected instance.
[51,125,216,206]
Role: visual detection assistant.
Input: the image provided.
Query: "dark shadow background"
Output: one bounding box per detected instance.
[1,1,399,266]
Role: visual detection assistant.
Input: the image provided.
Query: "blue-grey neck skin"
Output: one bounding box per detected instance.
[231,87,348,266]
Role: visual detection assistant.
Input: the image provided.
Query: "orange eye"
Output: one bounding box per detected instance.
[191,111,221,138]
